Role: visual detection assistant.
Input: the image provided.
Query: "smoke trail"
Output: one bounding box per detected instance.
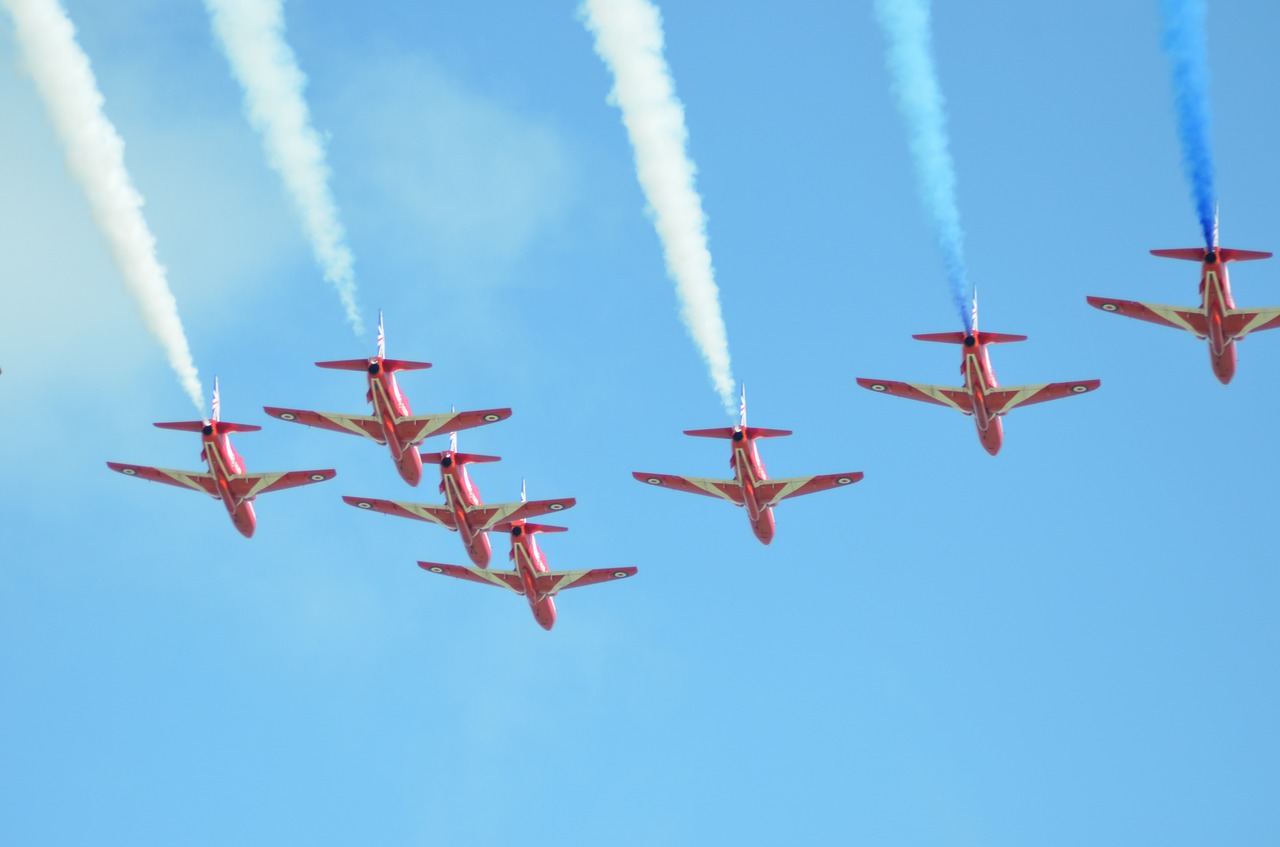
[1160,0,1217,249]
[874,0,974,332]
[204,0,363,334]
[581,0,737,419]
[3,0,205,412]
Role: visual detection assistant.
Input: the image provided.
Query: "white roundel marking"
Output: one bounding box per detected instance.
[613,571,629,579]
[1071,385,1088,393]
[549,503,564,510]
[870,383,887,391]
[483,414,501,422]
[1101,303,1118,312]
[357,501,372,509]
[309,473,327,481]
[430,566,444,574]
[280,412,296,421]
[122,468,137,475]
[836,477,853,485]
[646,477,663,485]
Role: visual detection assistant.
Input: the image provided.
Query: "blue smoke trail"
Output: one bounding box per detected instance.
[1160,0,1217,249]
[874,0,974,332]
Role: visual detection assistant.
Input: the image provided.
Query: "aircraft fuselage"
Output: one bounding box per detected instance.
[729,430,776,544]
[1198,253,1238,383]
[366,357,423,485]
[509,523,557,630]
[437,451,493,567]
[958,335,1004,456]
[200,423,257,538]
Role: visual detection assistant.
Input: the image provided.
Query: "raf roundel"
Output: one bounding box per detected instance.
[309,473,327,481]
[1071,385,1089,393]
[836,477,853,485]
[646,477,663,485]
[483,414,501,422]
[870,383,887,392]
[429,566,444,574]
[549,503,564,510]
[356,501,372,509]
[613,571,630,579]
[122,467,137,475]
[279,412,297,421]
[1101,303,1119,312]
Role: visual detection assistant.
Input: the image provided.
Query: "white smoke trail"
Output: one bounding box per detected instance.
[204,0,362,334]
[3,0,205,413]
[581,0,736,419]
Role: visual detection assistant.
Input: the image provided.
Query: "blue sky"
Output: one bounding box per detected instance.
[2,1,1279,844]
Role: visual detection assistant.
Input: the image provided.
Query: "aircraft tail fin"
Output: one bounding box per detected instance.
[912,331,1027,345]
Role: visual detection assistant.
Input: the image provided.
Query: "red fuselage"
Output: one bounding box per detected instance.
[957,337,1005,456]
[1195,252,1238,384]
[508,523,558,630]
[728,430,777,545]
[200,423,257,538]
[435,451,493,567]
[365,358,423,485]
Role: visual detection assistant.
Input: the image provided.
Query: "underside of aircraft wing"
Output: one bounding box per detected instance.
[1086,297,1209,337]
[393,408,512,446]
[228,469,336,499]
[983,380,1101,415]
[856,378,973,414]
[535,567,637,596]
[469,497,576,532]
[632,472,744,504]
[263,407,385,442]
[1225,307,1280,340]
[343,496,457,528]
[417,561,524,593]
[754,472,864,509]
[107,462,219,497]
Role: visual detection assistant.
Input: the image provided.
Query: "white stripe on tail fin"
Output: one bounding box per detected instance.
[377,310,386,359]
[738,384,747,430]
[211,377,221,423]
[1212,204,1220,250]
[520,479,527,503]
[971,287,980,333]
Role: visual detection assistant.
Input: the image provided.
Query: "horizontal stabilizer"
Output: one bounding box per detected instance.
[494,521,569,535]
[153,420,263,433]
[382,358,433,373]
[912,331,1027,345]
[315,358,374,371]
[683,426,792,440]
[1150,248,1206,261]
[1220,248,1273,263]
[419,451,501,465]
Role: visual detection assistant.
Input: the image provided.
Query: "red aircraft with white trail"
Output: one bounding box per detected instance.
[1086,217,1280,384]
[343,433,575,567]
[417,484,636,631]
[855,307,1100,455]
[264,312,511,486]
[107,379,336,538]
[632,388,863,545]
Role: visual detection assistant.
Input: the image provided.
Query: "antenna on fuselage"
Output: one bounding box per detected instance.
[376,309,386,360]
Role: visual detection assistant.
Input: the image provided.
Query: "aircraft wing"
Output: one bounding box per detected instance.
[263,407,385,442]
[106,462,219,497]
[418,561,524,593]
[342,496,458,529]
[632,472,744,504]
[469,497,576,532]
[754,472,864,509]
[228,469,336,499]
[1224,307,1280,340]
[393,408,512,446]
[856,378,973,414]
[535,567,637,596]
[983,381,1100,415]
[1086,297,1209,337]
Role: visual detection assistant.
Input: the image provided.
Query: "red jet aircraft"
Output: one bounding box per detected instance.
[264,313,511,486]
[417,505,636,631]
[1087,222,1280,384]
[856,328,1099,456]
[107,380,336,538]
[632,388,863,545]
[343,436,575,567]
